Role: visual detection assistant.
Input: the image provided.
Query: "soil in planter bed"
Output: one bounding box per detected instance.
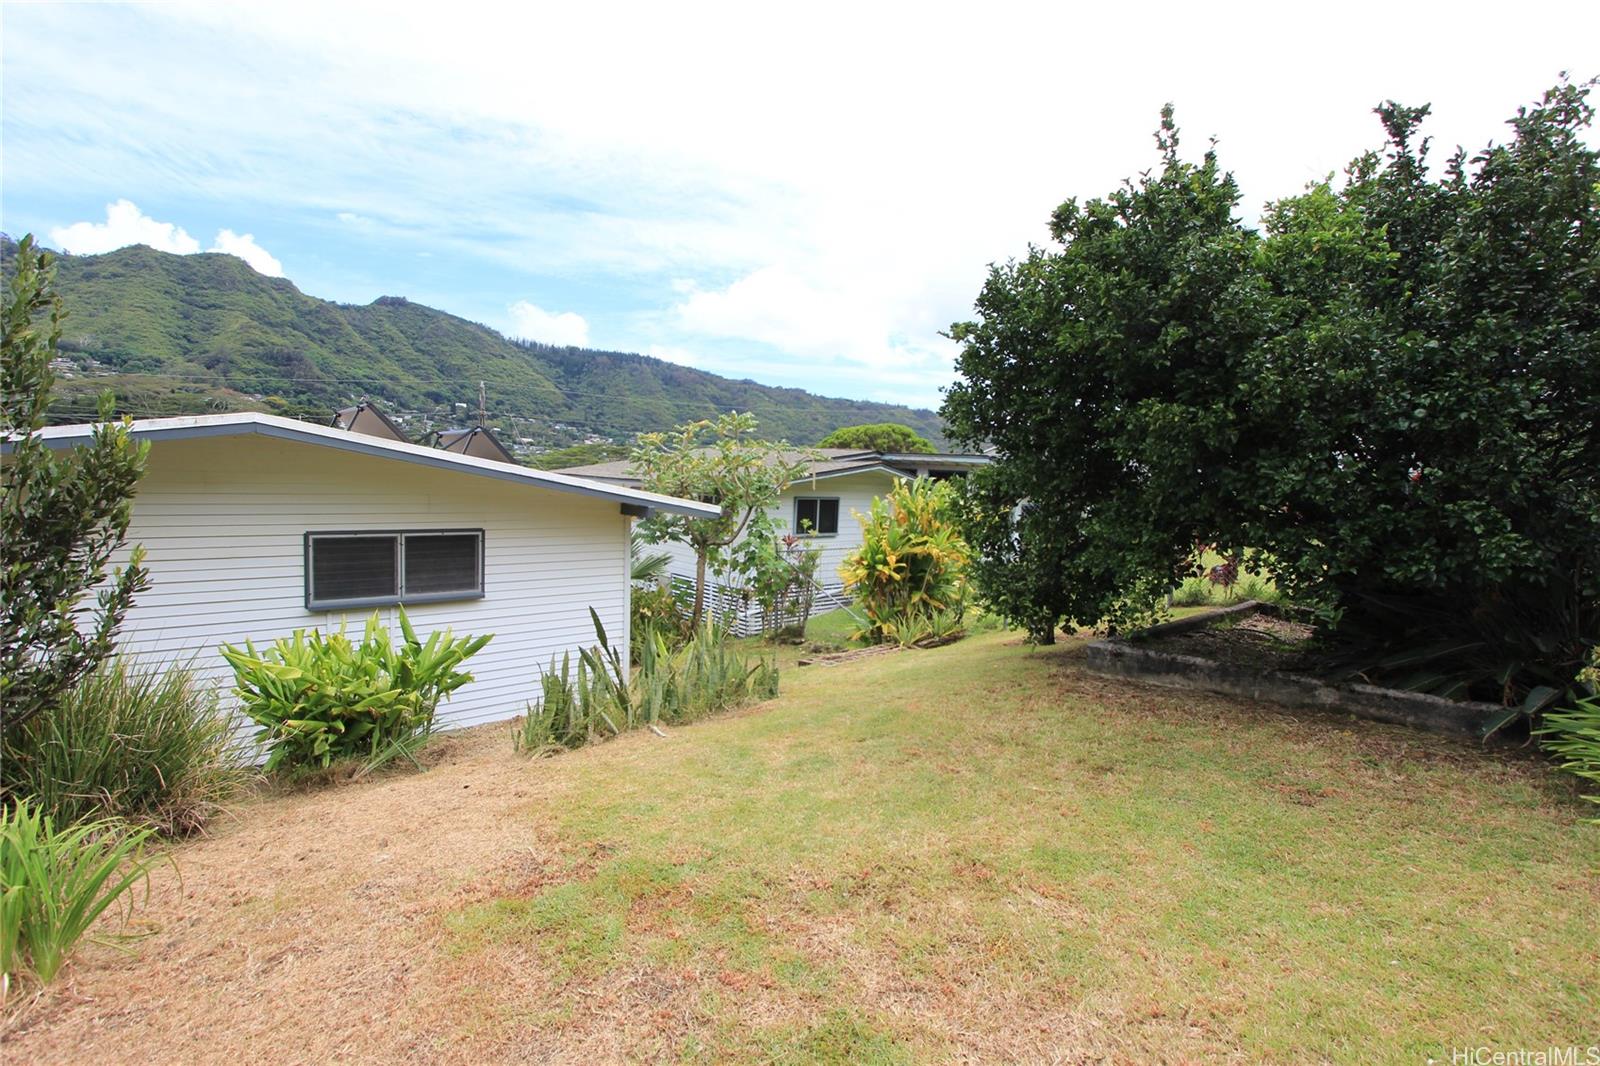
[1139,611,1323,674]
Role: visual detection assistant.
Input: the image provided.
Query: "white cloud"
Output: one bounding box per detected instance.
[49,199,200,255]
[208,229,285,276]
[48,200,285,276]
[506,300,589,347]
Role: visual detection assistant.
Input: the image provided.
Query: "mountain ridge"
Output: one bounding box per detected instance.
[3,237,948,448]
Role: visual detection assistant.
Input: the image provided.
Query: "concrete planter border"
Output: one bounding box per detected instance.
[1083,602,1503,738]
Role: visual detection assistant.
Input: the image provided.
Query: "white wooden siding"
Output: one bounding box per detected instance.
[109,435,630,732]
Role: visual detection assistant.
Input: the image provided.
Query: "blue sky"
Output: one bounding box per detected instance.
[4,2,1597,410]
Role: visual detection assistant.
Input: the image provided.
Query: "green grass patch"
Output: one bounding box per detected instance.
[439,630,1599,1062]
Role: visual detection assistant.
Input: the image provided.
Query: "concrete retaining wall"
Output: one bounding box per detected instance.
[1085,604,1503,738]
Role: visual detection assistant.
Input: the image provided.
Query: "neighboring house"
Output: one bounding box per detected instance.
[432,425,518,464]
[23,412,717,732]
[557,447,990,630]
[329,399,519,466]
[329,401,410,443]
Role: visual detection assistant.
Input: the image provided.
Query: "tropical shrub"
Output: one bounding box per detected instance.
[1539,650,1600,819]
[2,659,244,835]
[2,234,150,738]
[631,581,690,661]
[841,478,972,645]
[631,413,812,627]
[221,609,490,775]
[635,617,779,725]
[944,83,1599,708]
[733,516,822,639]
[1539,695,1600,820]
[515,611,777,754]
[1,799,161,992]
[514,651,611,753]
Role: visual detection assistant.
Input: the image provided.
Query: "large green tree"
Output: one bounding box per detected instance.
[945,85,1600,706]
[818,422,935,454]
[2,235,150,735]
[631,413,811,627]
[945,107,1266,642]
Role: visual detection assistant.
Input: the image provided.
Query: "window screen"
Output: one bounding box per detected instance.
[306,530,483,609]
[309,535,397,604]
[794,497,840,536]
[403,533,481,595]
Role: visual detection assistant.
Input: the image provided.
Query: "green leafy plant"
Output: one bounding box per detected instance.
[631,581,691,662]
[732,516,822,639]
[944,84,1599,694]
[1,234,150,742]
[514,652,604,753]
[516,612,778,754]
[841,478,972,646]
[221,609,490,775]
[1,799,162,993]
[1538,695,1600,821]
[1172,576,1215,608]
[2,658,245,835]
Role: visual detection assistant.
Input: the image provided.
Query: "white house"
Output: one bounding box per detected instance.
[557,448,990,629]
[25,412,718,731]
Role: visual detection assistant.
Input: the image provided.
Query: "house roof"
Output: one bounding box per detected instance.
[556,447,988,487]
[434,425,517,464]
[330,401,409,444]
[19,412,720,519]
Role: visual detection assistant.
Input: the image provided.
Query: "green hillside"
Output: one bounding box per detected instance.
[4,237,948,447]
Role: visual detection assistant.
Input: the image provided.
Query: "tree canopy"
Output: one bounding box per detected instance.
[818,422,935,454]
[943,83,1600,712]
[631,413,811,627]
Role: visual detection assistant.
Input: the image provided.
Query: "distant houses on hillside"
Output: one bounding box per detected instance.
[330,399,518,464]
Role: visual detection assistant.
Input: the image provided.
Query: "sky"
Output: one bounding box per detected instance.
[3,2,1597,410]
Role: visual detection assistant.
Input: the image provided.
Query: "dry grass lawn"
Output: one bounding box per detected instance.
[3,629,1596,1064]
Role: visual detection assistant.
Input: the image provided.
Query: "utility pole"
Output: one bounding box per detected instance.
[478,380,487,427]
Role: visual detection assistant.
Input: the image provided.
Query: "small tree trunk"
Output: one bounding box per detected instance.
[692,549,708,629]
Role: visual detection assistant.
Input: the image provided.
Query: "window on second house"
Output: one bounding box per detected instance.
[305,529,484,610]
[793,497,840,536]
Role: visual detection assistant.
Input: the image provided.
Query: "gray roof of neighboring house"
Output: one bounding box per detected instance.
[434,425,517,464]
[19,412,720,519]
[555,447,990,487]
[330,401,410,444]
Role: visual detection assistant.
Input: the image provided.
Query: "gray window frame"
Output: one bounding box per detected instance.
[793,496,840,537]
[303,528,485,611]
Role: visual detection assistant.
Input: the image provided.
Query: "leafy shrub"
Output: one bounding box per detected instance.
[841,478,971,645]
[733,517,822,639]
[1,799,161,991]
[516,612,777,754]
[631,581,690,661]
[514,651,610,753]
[1231,574,1281,605]
[635,617,779,724]
[1171,576,1215,608]
[222,609,490,775]
[1538,695,1600,820]
[2,659,244,835]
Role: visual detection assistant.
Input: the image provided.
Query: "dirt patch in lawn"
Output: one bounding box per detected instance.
[0,725,582,1064]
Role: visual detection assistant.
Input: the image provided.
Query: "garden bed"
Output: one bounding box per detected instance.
[1084,602,1506,738]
